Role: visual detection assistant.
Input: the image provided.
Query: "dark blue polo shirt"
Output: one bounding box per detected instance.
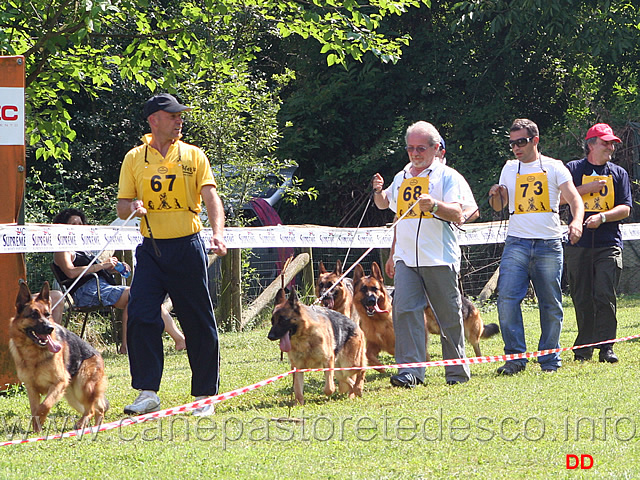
[565,157,632,249]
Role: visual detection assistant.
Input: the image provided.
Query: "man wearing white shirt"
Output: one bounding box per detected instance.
[489,118,584,374]
[372,121,477,387]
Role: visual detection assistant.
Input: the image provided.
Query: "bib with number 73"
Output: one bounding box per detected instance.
[581,175,613,212]
[397,176,432,220]
[514,171,551,214]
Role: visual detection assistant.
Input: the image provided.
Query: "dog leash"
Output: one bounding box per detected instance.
[342,191,373,267]
[313,197,421,306]
[50,210,138,314]
[144,215,162,257]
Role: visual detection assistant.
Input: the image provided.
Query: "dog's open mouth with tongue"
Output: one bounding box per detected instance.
[268,323,297,353]
[365,298,389,317]
[25,325,62,353]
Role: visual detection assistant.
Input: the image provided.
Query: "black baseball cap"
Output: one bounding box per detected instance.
[143,93,191,118]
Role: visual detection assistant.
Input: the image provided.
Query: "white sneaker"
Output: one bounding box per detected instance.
[124,390,161,415]
[192,396,215,417]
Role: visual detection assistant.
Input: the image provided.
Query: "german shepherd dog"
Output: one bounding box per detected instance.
[8,282,109,432]
[425,296,499,358]
[353,262,499,365]
[316,260,353,318]
[352,262,396,367]
[268,287,366,405]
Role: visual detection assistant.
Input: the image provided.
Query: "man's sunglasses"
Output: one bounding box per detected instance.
[405,145,435,153]
[509,136,535,148]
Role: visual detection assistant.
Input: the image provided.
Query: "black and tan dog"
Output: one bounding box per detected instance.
[353,262,499,366]
[268,287,366,405]
[316,260,354,318]
[426,295,499,358]
[8,282,109,432]
[352,262,397,367]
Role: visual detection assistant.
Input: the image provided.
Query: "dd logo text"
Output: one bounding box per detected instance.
[566,454,593,470]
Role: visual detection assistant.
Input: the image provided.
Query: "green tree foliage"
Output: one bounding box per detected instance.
[5,0,638,228]
[0,0,431,161]
[276,1,640,225]
[184,69,319,226]
[0,0,431,222]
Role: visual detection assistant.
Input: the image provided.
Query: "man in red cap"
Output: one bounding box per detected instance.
[564,123,632,363]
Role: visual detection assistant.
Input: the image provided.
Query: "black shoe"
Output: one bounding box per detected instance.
[573,347,593,362]
[541,367,557,373]
[496,362,525,376]
[574,354,592,362]
[446,379,468,385]
[390,372,422,388]
[599,348,618,363]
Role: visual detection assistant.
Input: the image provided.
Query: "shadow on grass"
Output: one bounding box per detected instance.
[224,356,285,366]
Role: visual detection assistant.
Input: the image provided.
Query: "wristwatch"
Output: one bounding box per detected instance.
[599,213,606,223]
[431,201,439,213]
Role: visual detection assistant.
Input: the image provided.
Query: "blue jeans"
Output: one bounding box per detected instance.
[73,278,126,308]
[497,236,564,369]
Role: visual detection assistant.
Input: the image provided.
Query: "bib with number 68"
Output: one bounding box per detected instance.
[397,177,431,220]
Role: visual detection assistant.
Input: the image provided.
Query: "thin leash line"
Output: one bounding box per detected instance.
[338,188,371,227]
[342,191,373,267]
[320,183,501,307]
[50,210,138,314]
[413,211,449,341]
[314,197,420,306]
[456,184,508,284]
[486,184,509,261]
[451,206,479,232]
[144,215,162,257]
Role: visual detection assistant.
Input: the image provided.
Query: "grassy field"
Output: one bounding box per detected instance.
[1,295,639,479]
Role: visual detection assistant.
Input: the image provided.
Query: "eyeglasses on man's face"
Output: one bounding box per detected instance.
[509,136,535,148]
[405,145,434,153]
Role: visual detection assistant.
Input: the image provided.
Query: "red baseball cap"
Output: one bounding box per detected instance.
[585,123,621,143]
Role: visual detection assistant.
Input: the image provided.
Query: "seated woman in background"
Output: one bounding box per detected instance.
[52,208,186,354]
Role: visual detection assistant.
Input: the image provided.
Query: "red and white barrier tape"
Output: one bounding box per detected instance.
[3,333,639,447]
[0,369,293,447]
[293,333,640,373]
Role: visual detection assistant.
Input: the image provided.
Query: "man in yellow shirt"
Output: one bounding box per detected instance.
[117,93,227,416]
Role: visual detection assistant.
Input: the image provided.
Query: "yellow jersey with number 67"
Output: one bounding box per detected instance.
[118,134,217,239]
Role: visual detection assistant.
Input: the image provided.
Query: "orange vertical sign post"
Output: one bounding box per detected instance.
[0,56,26,389]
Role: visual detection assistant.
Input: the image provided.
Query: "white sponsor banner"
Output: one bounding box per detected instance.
[1,222,639,253]
[0,87,24,145]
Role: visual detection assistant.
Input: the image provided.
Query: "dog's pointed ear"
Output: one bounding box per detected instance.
[353,264,364,286]
[288,287,300,308]
[15,282,32,314]
[318,261,327,274]
[334,259,343,276]
[371,262,384,282]
[36,281,51,304]
[275,288,287,305]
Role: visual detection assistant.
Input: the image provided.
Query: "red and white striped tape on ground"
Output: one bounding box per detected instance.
[293,333,640,373]
[0,370,293,447]
[2,333,638,447]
